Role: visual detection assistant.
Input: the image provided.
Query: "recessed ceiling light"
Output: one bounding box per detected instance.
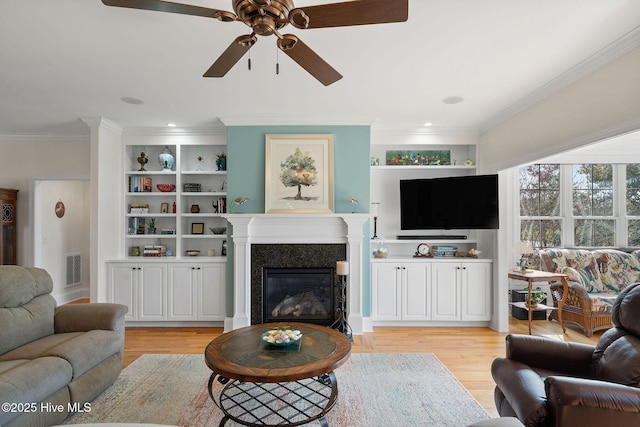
[167,123,176,127]
[423,122,433,127]
[442,96,464,104]
[120,96,145,105]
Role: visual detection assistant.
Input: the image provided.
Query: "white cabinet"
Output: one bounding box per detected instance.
[431,263,461,321]
[460,262,492,321]
[108,260,225,323]
[371,259,491,324]
[371,262,431,321]
[108,262,167,321]
[168,262,226,321]
[431,261,491,321]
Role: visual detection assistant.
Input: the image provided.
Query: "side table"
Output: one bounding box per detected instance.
[508,270,569,335]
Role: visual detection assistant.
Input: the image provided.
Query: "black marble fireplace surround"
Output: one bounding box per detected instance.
[251,244,347,326]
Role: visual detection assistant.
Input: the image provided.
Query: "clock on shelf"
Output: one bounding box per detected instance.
[414,243,431,258]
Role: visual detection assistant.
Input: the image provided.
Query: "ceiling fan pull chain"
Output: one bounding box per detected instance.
[276,47,280,75]
[248,49,252,71]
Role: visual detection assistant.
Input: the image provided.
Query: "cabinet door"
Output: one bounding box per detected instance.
[402,264,431,320]
[371,263,401,321]
[461,262,491,321]
[139,264,167,321]
[168,264,197,320]
[109,263,138,321]
[199,263,226,320]
[431,263,461,321]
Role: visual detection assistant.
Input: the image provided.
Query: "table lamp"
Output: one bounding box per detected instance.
[513,241,534,271]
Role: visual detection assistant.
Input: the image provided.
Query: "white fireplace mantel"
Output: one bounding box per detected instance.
[223,213,370,334]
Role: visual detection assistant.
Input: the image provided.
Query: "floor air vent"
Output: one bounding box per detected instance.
[65,253,82,287]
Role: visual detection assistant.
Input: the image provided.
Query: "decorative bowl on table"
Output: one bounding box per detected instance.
[261,329,302,346]
[156,183,176,192]
[209,227,227,235]
[185,250,200,256]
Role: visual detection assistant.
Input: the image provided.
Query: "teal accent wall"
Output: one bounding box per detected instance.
[225,125,372,317]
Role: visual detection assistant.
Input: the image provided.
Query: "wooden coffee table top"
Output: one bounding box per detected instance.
[204,322,352,383]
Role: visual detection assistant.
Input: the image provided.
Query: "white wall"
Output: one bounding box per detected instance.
[0,139,90,265]
[34,179,90,303]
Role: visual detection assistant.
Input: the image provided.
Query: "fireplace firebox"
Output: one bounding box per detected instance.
[250,243,346,326]
[263,268,334,325]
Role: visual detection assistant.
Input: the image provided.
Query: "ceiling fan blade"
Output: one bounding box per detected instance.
[277,35,342,86]
[101,0,236,20]
[203,35,257,78]
[290,0,408,29]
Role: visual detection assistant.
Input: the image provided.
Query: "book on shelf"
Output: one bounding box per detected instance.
[213,197,226,213]
[129,203,149,214]
[143,244,166,257]
[129,176,153,193]
[128,217,146,235]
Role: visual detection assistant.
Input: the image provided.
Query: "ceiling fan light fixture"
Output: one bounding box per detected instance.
[289,9,309,29]
[252,15,277,36]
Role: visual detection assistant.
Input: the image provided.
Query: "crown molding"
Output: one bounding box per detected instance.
[81,117,123,134]
[480,25,640,134]
[0,134,89,142]
[218,116,375,127]
[122,125,227,137]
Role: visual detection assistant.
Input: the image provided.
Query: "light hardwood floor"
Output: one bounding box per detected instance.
[121,318,601,417]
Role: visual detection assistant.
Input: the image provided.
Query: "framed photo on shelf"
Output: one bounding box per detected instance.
[160,202,169,214]
[265,134,334,213]
[191,223,204,234]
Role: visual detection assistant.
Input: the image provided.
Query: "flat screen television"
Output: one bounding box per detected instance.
[400,174,499,230]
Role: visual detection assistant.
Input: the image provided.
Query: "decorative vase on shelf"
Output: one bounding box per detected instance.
[158,146,175,171]
[216,153,226,171]
[372,238,388,258]
[137,152,148,171]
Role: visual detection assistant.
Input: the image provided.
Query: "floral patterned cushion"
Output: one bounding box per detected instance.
[593,249,640,292]
[541,249,603,292]
[586,292,619,313]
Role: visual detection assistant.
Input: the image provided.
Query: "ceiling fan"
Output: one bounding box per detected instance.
[101,0,409,86]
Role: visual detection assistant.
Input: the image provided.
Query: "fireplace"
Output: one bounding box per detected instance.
[263,268,334,325]
[251,243,346,326]
[224,213,369,335]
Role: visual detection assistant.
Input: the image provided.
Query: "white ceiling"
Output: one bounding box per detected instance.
[1,0,639,137]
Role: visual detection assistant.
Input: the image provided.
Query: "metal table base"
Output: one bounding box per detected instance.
[208,372,338,427]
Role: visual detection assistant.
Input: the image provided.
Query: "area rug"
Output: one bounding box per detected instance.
[64,353,489,427]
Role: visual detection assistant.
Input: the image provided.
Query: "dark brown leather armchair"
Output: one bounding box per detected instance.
[491,282,640,427]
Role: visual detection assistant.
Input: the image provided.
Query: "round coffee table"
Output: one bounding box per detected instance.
[204,322,351,427]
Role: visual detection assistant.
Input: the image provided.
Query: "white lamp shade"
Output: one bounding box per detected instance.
[336,261,349,276]
[513,241,534,255]
[371,202,380,217]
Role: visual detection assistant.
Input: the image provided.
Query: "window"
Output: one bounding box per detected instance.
[627,164,640,245]
[519,163,640,249]
[572,164,614,246]
[519,164,561,249]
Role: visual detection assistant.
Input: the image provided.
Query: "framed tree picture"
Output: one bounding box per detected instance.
[265,134,334,213]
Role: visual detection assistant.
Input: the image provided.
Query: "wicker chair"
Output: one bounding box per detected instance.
[539,248,640,337]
